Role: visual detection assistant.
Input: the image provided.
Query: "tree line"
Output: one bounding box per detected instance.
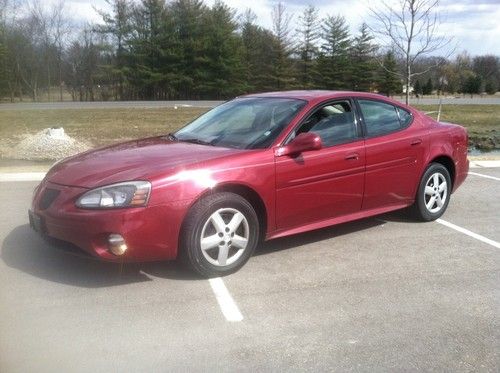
[0,0,498,102]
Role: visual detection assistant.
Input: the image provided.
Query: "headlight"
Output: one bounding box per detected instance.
[76,181,151,209]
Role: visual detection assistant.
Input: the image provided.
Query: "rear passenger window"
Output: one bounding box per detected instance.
[358,100,407,137]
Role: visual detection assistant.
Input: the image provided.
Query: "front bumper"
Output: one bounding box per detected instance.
[30,180,190,262]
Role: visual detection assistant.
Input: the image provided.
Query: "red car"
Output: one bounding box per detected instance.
[29,91,469,276]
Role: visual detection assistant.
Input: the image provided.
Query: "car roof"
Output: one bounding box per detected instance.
[241,90,392,102]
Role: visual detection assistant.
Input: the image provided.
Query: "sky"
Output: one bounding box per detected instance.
[44,0,500,56]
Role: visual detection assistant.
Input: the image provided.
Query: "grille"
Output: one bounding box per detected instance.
[39,188,60,210]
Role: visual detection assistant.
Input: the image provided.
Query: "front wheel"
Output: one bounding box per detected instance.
[181,192,259,277]
[411,163,452,221]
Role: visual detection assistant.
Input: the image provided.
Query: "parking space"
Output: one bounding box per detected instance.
[0,172,499,371]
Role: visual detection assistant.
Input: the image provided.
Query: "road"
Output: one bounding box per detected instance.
[0,168,499,372]
[1,96,500,110]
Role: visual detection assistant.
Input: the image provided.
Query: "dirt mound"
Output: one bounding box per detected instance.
[10,128,91,161]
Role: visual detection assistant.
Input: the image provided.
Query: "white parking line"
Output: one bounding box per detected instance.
[0,172,45,182]
[468,172,500,181]
[208,277,243,322]
[436,219,500,249]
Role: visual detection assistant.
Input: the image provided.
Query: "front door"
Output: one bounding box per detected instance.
[275,100,366,230]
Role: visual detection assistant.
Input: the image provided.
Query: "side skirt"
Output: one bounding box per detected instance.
[266,202,411,241]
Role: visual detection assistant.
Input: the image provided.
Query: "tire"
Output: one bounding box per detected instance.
[411,163,452,221]
[181,192,259,277]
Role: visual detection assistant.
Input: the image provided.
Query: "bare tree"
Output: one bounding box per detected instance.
[370,0,453,104]
[50,0,71,101]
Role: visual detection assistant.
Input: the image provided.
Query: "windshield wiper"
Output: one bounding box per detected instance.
[179,138,215,146]
[167,133,178,141]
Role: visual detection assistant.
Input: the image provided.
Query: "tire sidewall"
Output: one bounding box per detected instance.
[416,163,452,221]
[185,193,259,277]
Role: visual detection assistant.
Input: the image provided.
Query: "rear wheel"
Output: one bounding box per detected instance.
[181,192,259,277]
[412,163,451,221]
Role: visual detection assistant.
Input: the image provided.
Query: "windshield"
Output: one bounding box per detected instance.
[174,97,306,149]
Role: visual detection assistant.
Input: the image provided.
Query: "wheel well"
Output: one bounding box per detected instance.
[198,184,268,240]
[431,155,455,188]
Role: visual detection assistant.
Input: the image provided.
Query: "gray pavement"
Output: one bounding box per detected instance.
[1,96,499,111]
[0,169,499,372]
[0,101,223,110]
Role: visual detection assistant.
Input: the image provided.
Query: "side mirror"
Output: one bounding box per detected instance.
[275,132,322,157]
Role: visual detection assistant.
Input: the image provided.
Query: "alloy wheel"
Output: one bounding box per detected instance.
[424,172,448,214]
[199,208,250,267]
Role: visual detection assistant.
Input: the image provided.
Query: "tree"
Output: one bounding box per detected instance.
[240,9,277,92]
[317,15,351,89]
[199,1,244,98]
[378,50,400,96]
[127,0,169,99]
[295,5,320,88]
[485,80,497,95]
[65,27,102,101]
[423,77,433,95]
[349,23,377,91]
[271,2,295,89]
[414,79,422,95]
[370,0,452,104]
[462,74,482,97]
[96,0,134,100]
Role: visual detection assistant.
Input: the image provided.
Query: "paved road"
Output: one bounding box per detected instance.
[0,169,499,372]
[0,101,222,110]
[1,96,499,110]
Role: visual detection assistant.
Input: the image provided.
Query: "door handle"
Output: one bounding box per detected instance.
[344,153,359,161]
[411,139,422,146]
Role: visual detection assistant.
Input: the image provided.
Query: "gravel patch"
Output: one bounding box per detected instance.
[8,128,91,161]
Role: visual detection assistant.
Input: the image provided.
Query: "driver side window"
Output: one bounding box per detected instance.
[294,100,359,147]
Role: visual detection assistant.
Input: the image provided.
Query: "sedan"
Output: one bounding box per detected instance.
[29,91,469,277]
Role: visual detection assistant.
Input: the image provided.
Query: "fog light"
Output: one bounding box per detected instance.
[108,234,128,256]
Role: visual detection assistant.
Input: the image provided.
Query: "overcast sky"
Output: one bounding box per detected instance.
[45,0,500,56]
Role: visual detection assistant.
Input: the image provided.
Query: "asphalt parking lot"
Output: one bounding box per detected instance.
[0,168,499,372]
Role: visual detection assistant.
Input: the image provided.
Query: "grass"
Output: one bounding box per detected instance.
[0,104,498,159]
[0,107,208,151]
[414,104,499,133]
[415,104,499,151]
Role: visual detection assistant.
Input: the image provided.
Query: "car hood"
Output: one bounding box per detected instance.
[46,136,244,188]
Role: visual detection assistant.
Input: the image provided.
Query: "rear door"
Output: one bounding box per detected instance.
[355,98,427,210]
[275,99,366,230]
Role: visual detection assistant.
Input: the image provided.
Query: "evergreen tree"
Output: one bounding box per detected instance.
[485,80,497,95]
[349,23,377,91]
[462,74,482,97]
[414,79,422,95]
[96,0,134,100]
[317,15,351,90]
[240,10,277,92]
[271,2,295,89]
[295,5,320,88]
[128,0,169,99]
[199,1,244,98]
[423,77,433,95]
[379,50,400,96]
[168,0,209,98]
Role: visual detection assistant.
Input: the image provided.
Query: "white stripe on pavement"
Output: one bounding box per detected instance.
[468,172,500,181]
[436,219,500,249]
[0,172,46,182]
[208,277,243,322]
[469,160,500,168]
